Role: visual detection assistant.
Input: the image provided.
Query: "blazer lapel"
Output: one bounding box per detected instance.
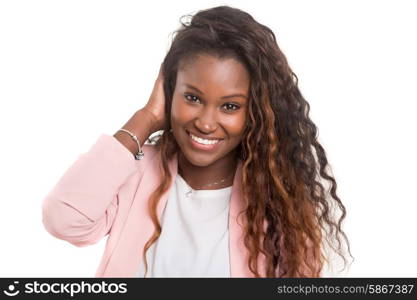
[228,160,268,277]
[228,159,255,277]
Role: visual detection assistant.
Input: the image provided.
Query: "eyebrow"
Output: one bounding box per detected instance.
[184,83,248,100]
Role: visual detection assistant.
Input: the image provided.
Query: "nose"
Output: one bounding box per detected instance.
[194,107,218,134]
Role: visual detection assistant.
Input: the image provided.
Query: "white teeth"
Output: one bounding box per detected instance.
[189,132,220,145]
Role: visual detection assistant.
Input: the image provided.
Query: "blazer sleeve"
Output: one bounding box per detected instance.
[41,133,156,247]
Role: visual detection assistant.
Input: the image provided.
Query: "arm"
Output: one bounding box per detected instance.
[42,109,158,247]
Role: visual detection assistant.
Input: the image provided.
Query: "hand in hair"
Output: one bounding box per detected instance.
[143,63,167,132]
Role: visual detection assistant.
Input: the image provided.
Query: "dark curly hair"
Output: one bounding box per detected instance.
[142,5,352,277]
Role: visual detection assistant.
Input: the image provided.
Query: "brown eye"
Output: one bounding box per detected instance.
[184,94,200,103]
[223,103,240,111]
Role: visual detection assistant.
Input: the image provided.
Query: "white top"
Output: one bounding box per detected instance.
[135,173,232,278]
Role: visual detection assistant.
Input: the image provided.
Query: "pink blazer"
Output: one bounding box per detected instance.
[42,134,268,277]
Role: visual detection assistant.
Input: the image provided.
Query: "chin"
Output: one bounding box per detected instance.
[182,149,218,167]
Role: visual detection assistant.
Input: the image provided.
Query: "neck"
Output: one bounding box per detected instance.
[177,151,238,190]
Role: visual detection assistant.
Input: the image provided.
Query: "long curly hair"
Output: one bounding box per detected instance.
[141,5,352,277]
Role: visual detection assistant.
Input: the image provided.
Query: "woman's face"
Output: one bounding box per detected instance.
[171,54,250,167]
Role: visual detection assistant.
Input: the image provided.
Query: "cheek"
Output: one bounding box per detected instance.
[224,114,247,137]
[171,96,188,124]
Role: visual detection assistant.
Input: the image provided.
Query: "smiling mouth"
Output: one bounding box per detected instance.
[186,130,223,151]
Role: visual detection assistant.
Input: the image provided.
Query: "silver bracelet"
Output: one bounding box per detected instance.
[117,128,144,160]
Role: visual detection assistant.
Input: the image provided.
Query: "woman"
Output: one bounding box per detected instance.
[42,5,351,278]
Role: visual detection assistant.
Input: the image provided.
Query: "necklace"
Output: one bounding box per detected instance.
[184,172,234,198]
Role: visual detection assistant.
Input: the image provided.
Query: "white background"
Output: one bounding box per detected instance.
[0,0,416,277]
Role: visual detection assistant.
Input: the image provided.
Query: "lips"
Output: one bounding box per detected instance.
[186,129,223,151]
[186,130,224,141]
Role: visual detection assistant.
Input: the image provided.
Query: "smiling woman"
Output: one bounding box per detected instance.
[42,5,352,278]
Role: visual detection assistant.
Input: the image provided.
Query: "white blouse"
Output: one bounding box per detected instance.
[135,173,232,277]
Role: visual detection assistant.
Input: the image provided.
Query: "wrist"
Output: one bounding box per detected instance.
[140,108,162,132]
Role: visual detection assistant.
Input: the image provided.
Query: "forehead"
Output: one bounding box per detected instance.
[176,54,250,92]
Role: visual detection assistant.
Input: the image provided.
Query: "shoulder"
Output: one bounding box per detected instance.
[134,142,161,170]
[141,143,159,160]
[96,133,162,173]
